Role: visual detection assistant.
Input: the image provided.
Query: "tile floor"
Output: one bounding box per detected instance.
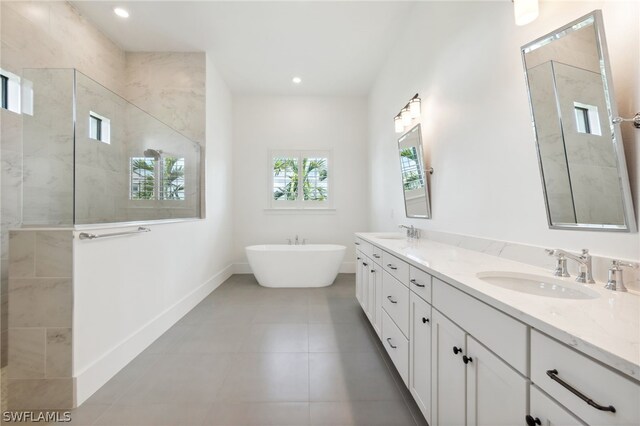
[47,274,428,425]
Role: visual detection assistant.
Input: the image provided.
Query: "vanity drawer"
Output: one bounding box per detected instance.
[354,238,373,258]
[382,251,409,285]
[371,246,383,264]
[432,279,527,374]
[382,310,409,386]
[409,266,432,303]
[382,270,410,336]
[531,330,640,426]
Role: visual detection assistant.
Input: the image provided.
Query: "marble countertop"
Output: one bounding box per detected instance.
[356,232,640,381]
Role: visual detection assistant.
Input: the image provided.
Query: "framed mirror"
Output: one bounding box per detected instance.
[522,10,636,232]
[398,124,431,219]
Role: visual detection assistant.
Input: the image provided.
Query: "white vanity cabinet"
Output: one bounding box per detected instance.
[409,292,432,424]
[354,234,640,426]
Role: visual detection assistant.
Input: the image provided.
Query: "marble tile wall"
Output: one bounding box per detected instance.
[0,0,126,373]
[7,230,74,409]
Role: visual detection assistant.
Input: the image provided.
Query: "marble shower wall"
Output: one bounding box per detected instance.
[7,230,73,409]
[0,0,126,371]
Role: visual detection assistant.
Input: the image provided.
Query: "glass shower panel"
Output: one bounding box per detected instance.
[74,71,201,224]
[22,69,75,226]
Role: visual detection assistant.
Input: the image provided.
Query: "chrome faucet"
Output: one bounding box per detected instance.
[604,260,638,292]
[295,235,299,245]
[399,225,420,240]
[546,249,595,284]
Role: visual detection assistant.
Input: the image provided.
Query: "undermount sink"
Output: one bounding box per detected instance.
[371,233,406,240]
[476,271,599,300]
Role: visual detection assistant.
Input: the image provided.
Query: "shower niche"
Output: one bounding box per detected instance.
[22,68,202,226]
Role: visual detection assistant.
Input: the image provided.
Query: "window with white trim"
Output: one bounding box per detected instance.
[270,150,330,208]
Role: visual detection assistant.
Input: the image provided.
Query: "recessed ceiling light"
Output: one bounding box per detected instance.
[292,77,302,84]
[113,7,129,18]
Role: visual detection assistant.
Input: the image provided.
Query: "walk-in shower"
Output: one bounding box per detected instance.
[21,68,202,225]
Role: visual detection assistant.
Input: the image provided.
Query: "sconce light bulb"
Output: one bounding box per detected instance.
[514,0,538,26]
[409,98,421,118]
[394,116,404,133]
[401,108,412,126]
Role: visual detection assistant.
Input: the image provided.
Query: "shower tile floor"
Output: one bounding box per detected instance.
[50,274,428,425]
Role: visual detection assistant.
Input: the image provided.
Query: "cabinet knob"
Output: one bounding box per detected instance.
[452,346,462,355]
[422,317,429,324]
[363,262,368,267]
[525,415,541,426]
[463,355,473,364]
[370,270,375,273]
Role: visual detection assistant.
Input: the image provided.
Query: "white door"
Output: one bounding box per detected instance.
[410,293,432,424]
[530,385,585,426]
[432,309,466,426]
[466,336,527,426]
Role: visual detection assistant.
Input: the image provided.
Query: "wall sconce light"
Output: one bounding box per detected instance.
[394,93,421,133]
[394,115,404,133]
[514,0,539,26]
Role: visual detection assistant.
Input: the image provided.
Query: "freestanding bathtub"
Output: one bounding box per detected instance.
[246,244,346,288]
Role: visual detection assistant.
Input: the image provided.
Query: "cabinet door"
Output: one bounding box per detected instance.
[530,385,585,426]
[409,293,432,424]
[355,252,362,304]
[362,257,370,313]
[367,264,376,325]
[432,309,466,426]
[374,268,383,338]
[466,336,527,426]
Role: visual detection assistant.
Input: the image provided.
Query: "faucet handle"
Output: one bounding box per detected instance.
[613,260,638,268]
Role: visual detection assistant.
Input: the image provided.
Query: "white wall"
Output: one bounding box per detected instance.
[368,1,639,261]
[232,96,369,270]
[73,56,234,404]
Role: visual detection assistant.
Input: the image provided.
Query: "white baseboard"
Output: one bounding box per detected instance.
[74,264,234,406]
[234,261,355,274]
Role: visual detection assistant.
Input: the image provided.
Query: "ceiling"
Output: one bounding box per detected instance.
[71,1,415,95]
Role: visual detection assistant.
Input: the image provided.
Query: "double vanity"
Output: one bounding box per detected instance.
[354,232,639,426]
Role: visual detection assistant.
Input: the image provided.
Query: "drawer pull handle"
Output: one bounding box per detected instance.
[452,346,462,355]
[357,257,361,260]
[387,295,398,304]
[370,269,375,273]
[373,254,381,258]
[410,279,425,288]
[463,355,473,364]
[355,242,360,245]
[525,415,541,426]
[546,369,616,413]
[386,338,397,349]
[422,317,430,324]
[387,264,398,270]
[363,262,368,267]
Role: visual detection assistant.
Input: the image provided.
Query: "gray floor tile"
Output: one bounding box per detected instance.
[177,323,251,354]
[217,353,309,402]
[309,352,403,401]
[309,323,377,353]
[251,304,309,324]
[240,323,308,353]
[310,401,418,425]
[93,403,210,426]
[203,402,310,425]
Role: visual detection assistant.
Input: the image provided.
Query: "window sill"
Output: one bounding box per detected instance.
[264,208,336,215]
